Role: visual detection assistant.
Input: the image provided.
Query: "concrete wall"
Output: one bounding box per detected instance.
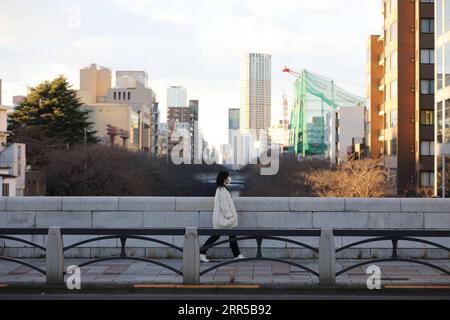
[0,197,449,259]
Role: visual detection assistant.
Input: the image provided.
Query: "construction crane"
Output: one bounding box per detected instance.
[282,66,300,77]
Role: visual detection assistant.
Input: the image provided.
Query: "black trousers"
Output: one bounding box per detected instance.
[200,235,241,258]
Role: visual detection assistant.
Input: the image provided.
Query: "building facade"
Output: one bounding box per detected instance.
[77,65,159,155]
[116,71,148,88]
[367,0,435,194]
[240,53,272,131]
[435,0,450,197]
[328,106,366,164]
[107,81,156,153]
[166,93,199,158]
[77,63,112,104]
[0,104,26,197]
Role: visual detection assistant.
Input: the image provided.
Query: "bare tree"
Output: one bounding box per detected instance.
[305,159,393,198]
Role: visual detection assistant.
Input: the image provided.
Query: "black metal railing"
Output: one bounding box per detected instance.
[0,228,449,284]
[333,230,450,277]
[197,229,320,277]
[61,228,186,276]
[0,228,48,275]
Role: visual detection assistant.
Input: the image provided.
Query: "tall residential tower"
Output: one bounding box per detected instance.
[366,0,435,195]
[240,53,272,131]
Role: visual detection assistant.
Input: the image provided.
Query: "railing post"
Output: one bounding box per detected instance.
[46,227,64,285]
[319,228,336,286]
[183,227,200,284]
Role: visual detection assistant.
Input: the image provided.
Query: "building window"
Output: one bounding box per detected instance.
[114,92,117,100]
[390,110,397,128]
[128,92,131,100]
[390,80,397,98]
[438,46,443,89]
[118,92,121,100]
[390,0,397,12]
[421,80,434,94]
[420,171,434,187]
[437,0,443,36]
[446,44,450,87]
[390,139,397,156]
[420,110,434,125]
[390,21,398,42]
[390,51,397,70]
[2,184,9,197]
[420,49,434,64]
[420,141,435,156]
[446,0,450,32]
[420,19,434,33]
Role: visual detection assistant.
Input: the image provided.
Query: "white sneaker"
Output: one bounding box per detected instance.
[200,254,210,263]
[234,254,246,260]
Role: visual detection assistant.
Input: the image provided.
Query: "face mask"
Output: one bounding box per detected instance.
[228,177,232,184]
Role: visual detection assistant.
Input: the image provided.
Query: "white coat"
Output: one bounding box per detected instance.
[212,187,238,229]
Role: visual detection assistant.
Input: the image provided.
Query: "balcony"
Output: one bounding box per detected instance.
[378,78,385,92]
[378,104,385,116]
[378,54,385,66]
[378,129,385,141]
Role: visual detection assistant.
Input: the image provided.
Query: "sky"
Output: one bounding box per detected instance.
[0,0,382,146]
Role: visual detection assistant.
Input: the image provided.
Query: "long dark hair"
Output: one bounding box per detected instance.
[216,171,229,190]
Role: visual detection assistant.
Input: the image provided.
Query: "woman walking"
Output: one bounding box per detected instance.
[200,171,245,263]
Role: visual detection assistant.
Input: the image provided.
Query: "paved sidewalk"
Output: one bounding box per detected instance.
[0,259,449,288]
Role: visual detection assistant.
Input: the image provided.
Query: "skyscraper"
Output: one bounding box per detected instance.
[366,0,435,195]
[240,53,272,131]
